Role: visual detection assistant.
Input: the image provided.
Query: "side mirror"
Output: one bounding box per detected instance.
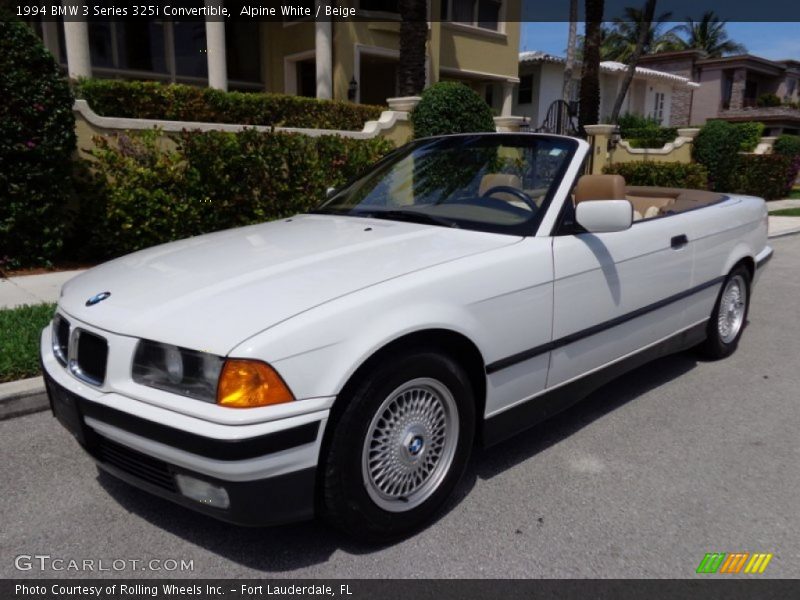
[575,200,633,233]
[326,186,337,199]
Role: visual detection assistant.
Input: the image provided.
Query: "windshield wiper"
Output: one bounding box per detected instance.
[354,209,460,229]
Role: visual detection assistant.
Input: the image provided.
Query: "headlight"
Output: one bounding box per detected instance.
[133,340,223,403]
[132,340,295,408]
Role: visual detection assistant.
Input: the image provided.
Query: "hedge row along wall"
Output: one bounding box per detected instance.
[75,128,394,259]
[76,79,385,131]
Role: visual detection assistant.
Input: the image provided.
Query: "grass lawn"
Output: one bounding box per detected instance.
[770,208,800,217]
[789,188,800,200]
[0,303,55,383]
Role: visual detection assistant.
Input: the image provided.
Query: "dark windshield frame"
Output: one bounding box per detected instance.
[311,133,580,237]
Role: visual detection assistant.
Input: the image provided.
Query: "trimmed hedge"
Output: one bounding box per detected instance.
[735,154,799,200]
[411,82,495,139]
[773,134,800,158]
[604,161,708,189]
[734,121,765,151]
[693,120,764,192]
[617,114,677,149]
[75,79,385,131]
[0,17,75,268]
[80,129,394,257]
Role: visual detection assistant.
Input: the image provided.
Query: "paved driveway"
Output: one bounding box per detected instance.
[2,236,798,579]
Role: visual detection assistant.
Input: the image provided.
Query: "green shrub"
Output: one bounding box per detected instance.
[0,18,75,268]
[773,134,800,158]
[75,79,384,131]
[734,121,764,151]
[756,93,781,107]
[624,128,679,149]
[604,161,708,189]
[616,113,678,149]
[82,129,393,257]
[693,120,764,191]
[411,82,495,139]
[734,154,798,200]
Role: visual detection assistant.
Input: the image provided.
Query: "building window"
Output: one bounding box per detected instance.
[518,74,533,104]
[785,78,797,100]
[653,92,665,124]
[226,21,261,84]
[87,21,167,73]
[443,0,503,31]
[360,0,399,11]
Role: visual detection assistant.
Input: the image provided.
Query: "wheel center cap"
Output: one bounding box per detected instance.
[408,435,424,455]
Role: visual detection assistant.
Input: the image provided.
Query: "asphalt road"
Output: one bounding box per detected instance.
[2,235,799,579]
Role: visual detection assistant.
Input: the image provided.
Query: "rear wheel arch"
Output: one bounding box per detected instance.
[735,256,755,282]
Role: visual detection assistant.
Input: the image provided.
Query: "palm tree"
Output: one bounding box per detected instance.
[579,0,604,129]
[398,0,428,97]
[562,0,579,103]
[601,6,681,62]
[609,0,657,124]
[672,11,746,57]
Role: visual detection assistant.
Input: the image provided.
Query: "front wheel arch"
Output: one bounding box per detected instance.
[315,330,486,508]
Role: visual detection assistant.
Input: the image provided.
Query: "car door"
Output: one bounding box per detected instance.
[548,211,695,388]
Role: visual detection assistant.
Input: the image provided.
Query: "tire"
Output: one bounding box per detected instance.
[699,265,751,359]
[321,350,475,543]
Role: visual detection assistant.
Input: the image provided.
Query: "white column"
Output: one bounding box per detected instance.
[315,16,333,99]
[62,1,91,79]
[501,81,514,116]
[204,0,228,91]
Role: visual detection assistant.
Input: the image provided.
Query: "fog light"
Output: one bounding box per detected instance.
[175,474,230,509]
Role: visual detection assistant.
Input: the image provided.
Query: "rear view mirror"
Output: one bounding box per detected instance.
[575,200,633,233]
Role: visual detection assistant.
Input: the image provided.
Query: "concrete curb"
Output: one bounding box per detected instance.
[0,376,48,421]
[769,227,800,239]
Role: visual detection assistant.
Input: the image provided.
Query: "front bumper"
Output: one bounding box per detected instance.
[41,320,328,526]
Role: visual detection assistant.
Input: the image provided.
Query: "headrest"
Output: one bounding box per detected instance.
[479,173,522,196]
[574,174,626,204]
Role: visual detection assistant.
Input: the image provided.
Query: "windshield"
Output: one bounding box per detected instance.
[314,134,578,235]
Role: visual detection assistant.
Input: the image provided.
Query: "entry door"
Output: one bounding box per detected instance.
[548,215,694,387]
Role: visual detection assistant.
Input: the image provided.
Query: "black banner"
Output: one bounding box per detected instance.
[4,579,800,600]
[7,0,800,22]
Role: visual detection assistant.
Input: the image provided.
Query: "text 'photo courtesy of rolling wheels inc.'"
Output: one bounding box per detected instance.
[2,0,800,598]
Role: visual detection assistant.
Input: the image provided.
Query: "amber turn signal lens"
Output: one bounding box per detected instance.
[217,359,294,408]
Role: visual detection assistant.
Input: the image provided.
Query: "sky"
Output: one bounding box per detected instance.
[520,22,800,61]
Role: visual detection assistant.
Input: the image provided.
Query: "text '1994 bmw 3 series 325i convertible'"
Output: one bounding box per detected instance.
[41,133,773,542]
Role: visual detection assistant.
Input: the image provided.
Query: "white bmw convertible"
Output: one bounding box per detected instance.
[41,133,772,541]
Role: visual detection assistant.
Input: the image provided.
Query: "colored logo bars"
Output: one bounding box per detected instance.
[696,552,773,574]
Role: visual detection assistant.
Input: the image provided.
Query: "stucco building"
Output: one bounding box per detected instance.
[639,50,800,134]
[513,51,698,129]
[31,0,521,111]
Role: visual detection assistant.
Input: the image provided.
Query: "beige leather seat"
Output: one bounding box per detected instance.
[573,174,644,220]
[573,174,627,204]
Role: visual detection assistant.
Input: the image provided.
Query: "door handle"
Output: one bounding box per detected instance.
[671,234,688,249]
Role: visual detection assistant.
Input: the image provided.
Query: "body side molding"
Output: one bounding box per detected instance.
[482,320,708,447]
[485,277,724,374]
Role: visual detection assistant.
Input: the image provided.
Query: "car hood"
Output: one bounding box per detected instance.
[59,214,520,355]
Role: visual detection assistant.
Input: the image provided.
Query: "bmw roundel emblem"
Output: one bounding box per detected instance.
[86,291,111,306]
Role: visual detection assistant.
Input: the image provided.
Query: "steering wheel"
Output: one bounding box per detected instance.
[481,185,538,212]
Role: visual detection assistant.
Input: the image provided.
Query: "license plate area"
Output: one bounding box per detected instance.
[45,374,86,445]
